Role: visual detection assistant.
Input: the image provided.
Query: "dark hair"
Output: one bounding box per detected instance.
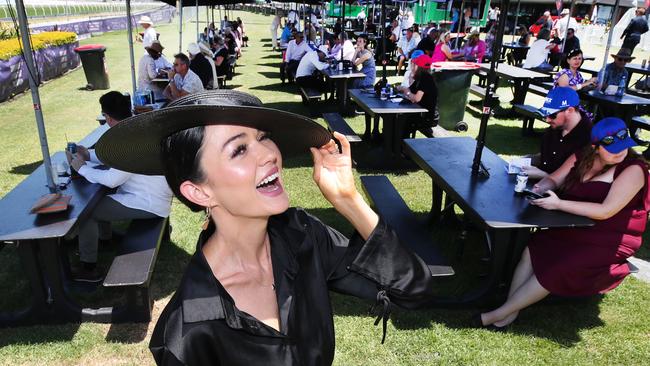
[99,91,132,121]
[537,28,551,41]
[161,126,207,212]
[174,53,190,66]
[561,48,584,70]
[357,33,369,48]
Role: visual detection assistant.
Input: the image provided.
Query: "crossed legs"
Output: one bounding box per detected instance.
[480,247,550,327]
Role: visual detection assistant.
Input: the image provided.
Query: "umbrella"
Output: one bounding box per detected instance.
[12,0,56,191]
[471,0,511,176]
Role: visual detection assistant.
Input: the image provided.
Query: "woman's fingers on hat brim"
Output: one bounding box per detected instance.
[332,132,351,157]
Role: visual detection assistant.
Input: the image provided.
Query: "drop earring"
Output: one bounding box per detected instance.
[201,206,212,231]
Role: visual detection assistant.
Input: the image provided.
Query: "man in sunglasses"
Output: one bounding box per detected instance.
[522,87,592,179]
[599,48,633,92]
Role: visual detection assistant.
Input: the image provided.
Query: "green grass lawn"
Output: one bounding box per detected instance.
[1,9,650,365]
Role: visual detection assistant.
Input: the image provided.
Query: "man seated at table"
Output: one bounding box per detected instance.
[522,87,592,179]
[282,30,309,83]
[598,48,633,93]
[163,53,205,101]
[295,45,330,92]
[187,42,213,89]
[396,27,419,76]
[67,91,173,282]
[137,40,169,102]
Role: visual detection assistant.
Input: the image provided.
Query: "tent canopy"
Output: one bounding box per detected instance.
[157,0,255,6]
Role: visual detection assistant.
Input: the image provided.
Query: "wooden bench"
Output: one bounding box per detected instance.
[528,81,554,97]
[469,84,487,98]
[102,217,169,322]
[513,104,545,136]
[227,55,237,78]
[360,175,454,277]
[299,86,323,115]
[322,112,361,142]
[630,116,650,146]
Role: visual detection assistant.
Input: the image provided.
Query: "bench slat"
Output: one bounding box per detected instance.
[103,217,167,287]
[322,112,362,142]
[360,176,454,277]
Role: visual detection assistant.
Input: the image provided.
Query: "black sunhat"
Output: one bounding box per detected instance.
[95,90,331,175]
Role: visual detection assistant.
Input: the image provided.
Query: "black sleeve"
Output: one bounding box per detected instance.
[300,210,436,309]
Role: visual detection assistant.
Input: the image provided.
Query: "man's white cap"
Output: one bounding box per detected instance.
[560,9,570,15]
[187,42,200,56]
[543,11,551,16]
[318,45,329,54]
[138,16,153,25]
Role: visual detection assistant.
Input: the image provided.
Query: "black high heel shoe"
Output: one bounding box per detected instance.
[470,313,508,332]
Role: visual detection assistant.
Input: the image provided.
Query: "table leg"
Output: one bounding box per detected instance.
[0,240,49,327]
[38,238,82,323]
[428,180,443,225]
[511,80,529,106]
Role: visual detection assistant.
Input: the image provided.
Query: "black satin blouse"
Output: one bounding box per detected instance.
[150,208,436,365]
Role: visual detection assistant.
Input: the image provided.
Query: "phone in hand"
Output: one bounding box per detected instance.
[522,189,549,200]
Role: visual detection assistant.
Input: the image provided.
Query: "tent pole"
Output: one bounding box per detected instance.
[179,0,183,53]
[15,0,56,192]
[195,0,199,42]
[472,0,511,177]
[602,0,621,72]
[126,0,137,99]
[512,0,520,43]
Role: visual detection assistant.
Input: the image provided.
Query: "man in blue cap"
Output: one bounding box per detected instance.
[522,87,592,179]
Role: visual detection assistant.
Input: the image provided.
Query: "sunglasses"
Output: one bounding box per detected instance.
[616,57,631,63]
[598,129,629,146]
[546,109,566,120]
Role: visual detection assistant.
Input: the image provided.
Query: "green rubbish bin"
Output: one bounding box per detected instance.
[431,61,480,132]
[74,44,110,90]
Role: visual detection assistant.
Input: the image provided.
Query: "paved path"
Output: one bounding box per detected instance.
[630,257,650,284]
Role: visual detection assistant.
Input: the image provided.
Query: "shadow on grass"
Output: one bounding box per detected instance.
[223,84,244,90]
[105,322,148,344]
[260,38,272,42]
[483,124,544,156]
[0,323,81,347]
[258,71,281,79]
[9,160,42,175]
[261,54,281,59]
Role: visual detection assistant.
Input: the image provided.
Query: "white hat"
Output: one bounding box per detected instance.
[187,42,200,56]
[317,45,329,54]
[138,16,153,25]
[560,9,570,16]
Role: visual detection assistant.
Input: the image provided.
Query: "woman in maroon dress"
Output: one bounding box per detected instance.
[477,117,649,330]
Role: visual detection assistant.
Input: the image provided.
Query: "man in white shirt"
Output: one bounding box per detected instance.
[283,31,310,82]
[138,16,157,51]
[396,27,418,75]
[163,53,205,101]
[553,8,578,40]
[270,12,282,50]
[68,91,173,282]
[137,40,169,100]
[522,28,553,71]
[296,45,330,92]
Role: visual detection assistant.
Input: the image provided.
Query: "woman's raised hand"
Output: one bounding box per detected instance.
[310,132,357,206]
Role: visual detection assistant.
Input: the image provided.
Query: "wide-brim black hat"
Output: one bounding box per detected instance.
[95,90,331,175]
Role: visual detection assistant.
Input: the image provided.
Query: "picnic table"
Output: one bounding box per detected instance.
[320,67,366,114]
[402,137,593,305]
[580,89,650,126]
[0,151,107,326]
[349,89,427,168]
[479,63,549,105]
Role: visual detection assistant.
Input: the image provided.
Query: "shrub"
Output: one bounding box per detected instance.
[0,31,77,60]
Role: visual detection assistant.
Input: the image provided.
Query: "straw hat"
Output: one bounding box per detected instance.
[138,16,153,25]
[95,90,331,175]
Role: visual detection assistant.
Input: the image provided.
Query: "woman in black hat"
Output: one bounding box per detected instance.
[95,90,437,365]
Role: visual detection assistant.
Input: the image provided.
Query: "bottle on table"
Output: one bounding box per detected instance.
[616,74,627,98]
